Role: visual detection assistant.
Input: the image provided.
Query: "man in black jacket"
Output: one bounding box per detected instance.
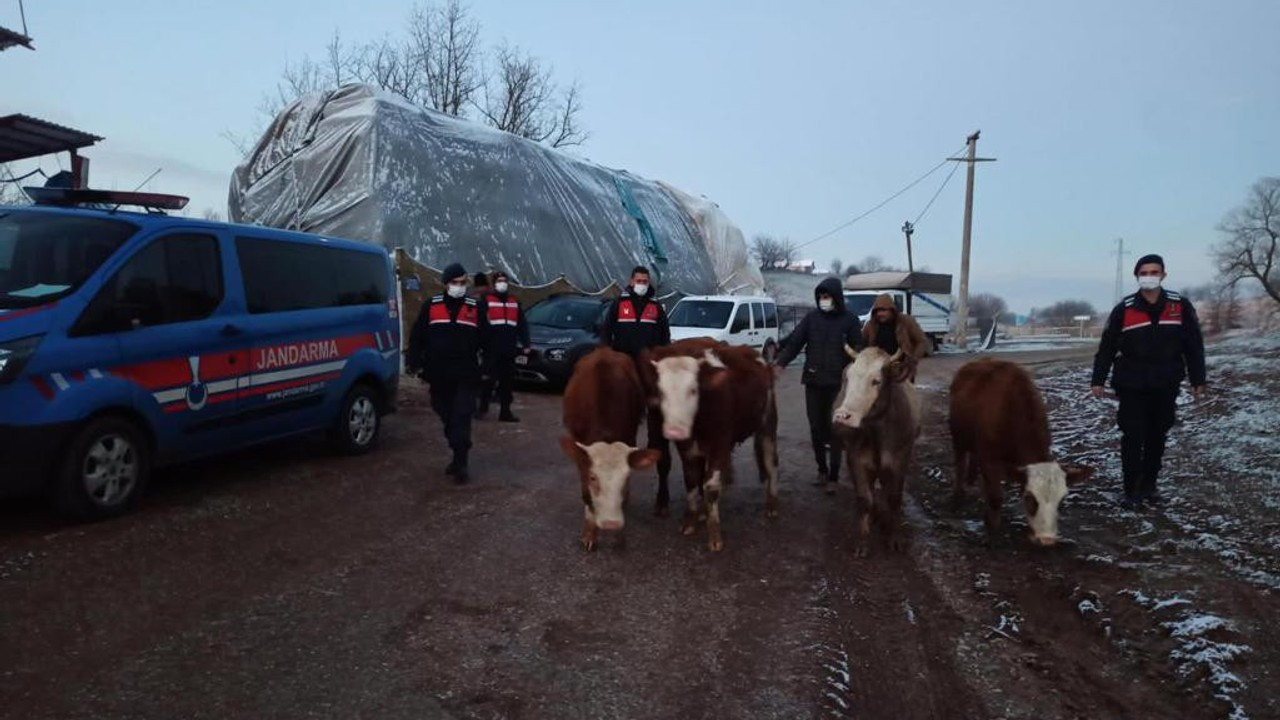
[477,270,531,422]
[407,263,487,484]
[1092,254,1206,509]
[599,265,674,506]
[599,266,671,356]
[775,277,866,493]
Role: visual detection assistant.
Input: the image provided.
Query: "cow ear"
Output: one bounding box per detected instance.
[628,448,661,470]
[700,349,727,369]
[559,436,585,461]
[1064,465,1095,485]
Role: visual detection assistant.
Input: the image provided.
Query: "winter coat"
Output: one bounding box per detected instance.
[861,293,930,360]
[407,294,487,385]
[600,289,671,357]
[1092,289,1206,391]
[481,291,531,356]
[775,277,866,387]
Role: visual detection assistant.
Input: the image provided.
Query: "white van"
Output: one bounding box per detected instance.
[668,295,780,353]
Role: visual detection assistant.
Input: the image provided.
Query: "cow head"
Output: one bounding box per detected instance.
[833,346,902,429]
[560,437,660,530]
[652,350,726,441]
[1021,463,1095,545]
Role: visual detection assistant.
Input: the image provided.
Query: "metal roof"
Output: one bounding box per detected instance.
[0,24,33,51]
[0,114,102,163]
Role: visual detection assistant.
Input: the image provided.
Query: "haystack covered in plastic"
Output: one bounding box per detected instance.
[229,84,762,298]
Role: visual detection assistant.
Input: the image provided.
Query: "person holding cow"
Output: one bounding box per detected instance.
[774,277,866,494]
[476,270,530,422]
[407,263,488,484]
[1091,253,1206,510]
[862,293,929,382]
[599,265,674,511]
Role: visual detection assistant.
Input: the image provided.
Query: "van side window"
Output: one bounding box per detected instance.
[751,302,765,330]
[72,234,222,336]
[237,237,389,314]
[763,302,778,328]
[730,304,751,334]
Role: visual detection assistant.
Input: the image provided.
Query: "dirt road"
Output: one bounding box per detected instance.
[1,343,1274,719]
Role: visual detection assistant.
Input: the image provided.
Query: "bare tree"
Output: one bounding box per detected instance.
[201,208,224,222]
[751,234,798,270]
[845,255,903,276]
[1215,176,1280,305]
[1035,300,1097,327]
[829,258,843,276]
[480,44,587,147]
[968,292,1008,322]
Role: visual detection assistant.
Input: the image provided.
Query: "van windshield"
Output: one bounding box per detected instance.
[0,210,137,309]
[669,300,733,329]
[843,293,880,317]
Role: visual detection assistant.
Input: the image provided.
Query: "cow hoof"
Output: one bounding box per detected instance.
[680,521,697,536]
[708,540,724,552]
[765,507,779,519]
[887,536,906,553]
[581,539,597,552]
[853,545,870,558]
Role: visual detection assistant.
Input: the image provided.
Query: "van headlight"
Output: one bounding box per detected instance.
[0,335,43,384]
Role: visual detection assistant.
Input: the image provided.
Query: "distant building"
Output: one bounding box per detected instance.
[771,259,817,273]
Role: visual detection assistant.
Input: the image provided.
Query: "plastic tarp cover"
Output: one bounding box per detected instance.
[230,84,762,299]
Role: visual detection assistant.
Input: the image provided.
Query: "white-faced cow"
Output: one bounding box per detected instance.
[948,358,1094,546]
[646,336,721,518]
[560,347,661,551]
[642,340,779,552]
[831,346,921,556]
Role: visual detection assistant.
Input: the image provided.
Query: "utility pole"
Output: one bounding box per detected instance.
[948,130,996,350]
[901,221,915,313]
[1112,237,1129,304]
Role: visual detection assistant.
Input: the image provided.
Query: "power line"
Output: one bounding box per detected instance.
[911,158,961,227]
[795,143,967,252]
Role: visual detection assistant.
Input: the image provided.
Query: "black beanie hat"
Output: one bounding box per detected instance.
[473,272,489,286]
[491,270,509,283]
[1133,254,1164,275]
[442,263,467,283]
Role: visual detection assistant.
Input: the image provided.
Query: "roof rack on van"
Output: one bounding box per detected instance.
[21,186,190,213]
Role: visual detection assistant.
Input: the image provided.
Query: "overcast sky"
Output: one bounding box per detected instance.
[4,0,1277,313]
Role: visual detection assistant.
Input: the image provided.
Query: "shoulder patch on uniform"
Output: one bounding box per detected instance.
[619,292,632,298]
[1166,291,1182,301]
[464,297,477,305]
[1123,295,1136,307]
[430,294,444,301]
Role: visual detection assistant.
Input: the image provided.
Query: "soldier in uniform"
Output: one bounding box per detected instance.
[408,263,487,483]
[477,270,530,422]
[1092,254,1206,509]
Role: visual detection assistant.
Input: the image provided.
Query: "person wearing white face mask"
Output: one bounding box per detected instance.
[477,270,530,422]
[773,277,866,493]
[1092,253,1206,510]
[407,262,489,484]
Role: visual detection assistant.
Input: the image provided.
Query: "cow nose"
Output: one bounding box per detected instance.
[598,519,624,531]
[664,427,689,441]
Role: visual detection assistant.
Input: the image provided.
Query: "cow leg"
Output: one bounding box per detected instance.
[581,505,598,552]
[848,449,875,558]
[881,463,907,553]
[649,410,672,517]
[980,461,1006,544]
[704,466,725,552]
[680,449,705,537]
[754,429,780,518]
[950,448,974,510]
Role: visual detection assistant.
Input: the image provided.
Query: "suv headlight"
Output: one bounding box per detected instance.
[0,335,43,384]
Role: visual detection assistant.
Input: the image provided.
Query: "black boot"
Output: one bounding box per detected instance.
[825,444,842,495]
[498,406,519,423]
[812,444,829,486]
[474,399,489,420]
[452,449,470,484]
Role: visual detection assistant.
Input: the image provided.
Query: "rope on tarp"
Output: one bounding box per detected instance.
[612,176,668,285]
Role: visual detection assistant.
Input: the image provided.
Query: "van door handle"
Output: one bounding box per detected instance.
[220,323,243,337]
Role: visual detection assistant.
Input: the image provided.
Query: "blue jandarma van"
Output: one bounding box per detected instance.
[0,188,400,519]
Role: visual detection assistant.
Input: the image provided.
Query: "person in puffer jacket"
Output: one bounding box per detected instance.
[774,276,866,493]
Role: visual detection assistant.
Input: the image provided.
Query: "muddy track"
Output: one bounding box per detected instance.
[0,346,1267,719]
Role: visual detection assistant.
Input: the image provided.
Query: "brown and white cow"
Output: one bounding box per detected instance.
[948,357,1094,546]
[646,336,722,518]
[642,339,779,552]
[831,346,921,556]
[560,347,661,551]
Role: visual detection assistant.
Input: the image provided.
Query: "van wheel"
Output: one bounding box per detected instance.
[332,382,381,455]
[52,417,150,521]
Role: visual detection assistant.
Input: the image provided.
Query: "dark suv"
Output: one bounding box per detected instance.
[518,294,612,387]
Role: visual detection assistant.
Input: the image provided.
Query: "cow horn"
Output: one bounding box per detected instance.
[889,348,906,363]
[844,344,859,360]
